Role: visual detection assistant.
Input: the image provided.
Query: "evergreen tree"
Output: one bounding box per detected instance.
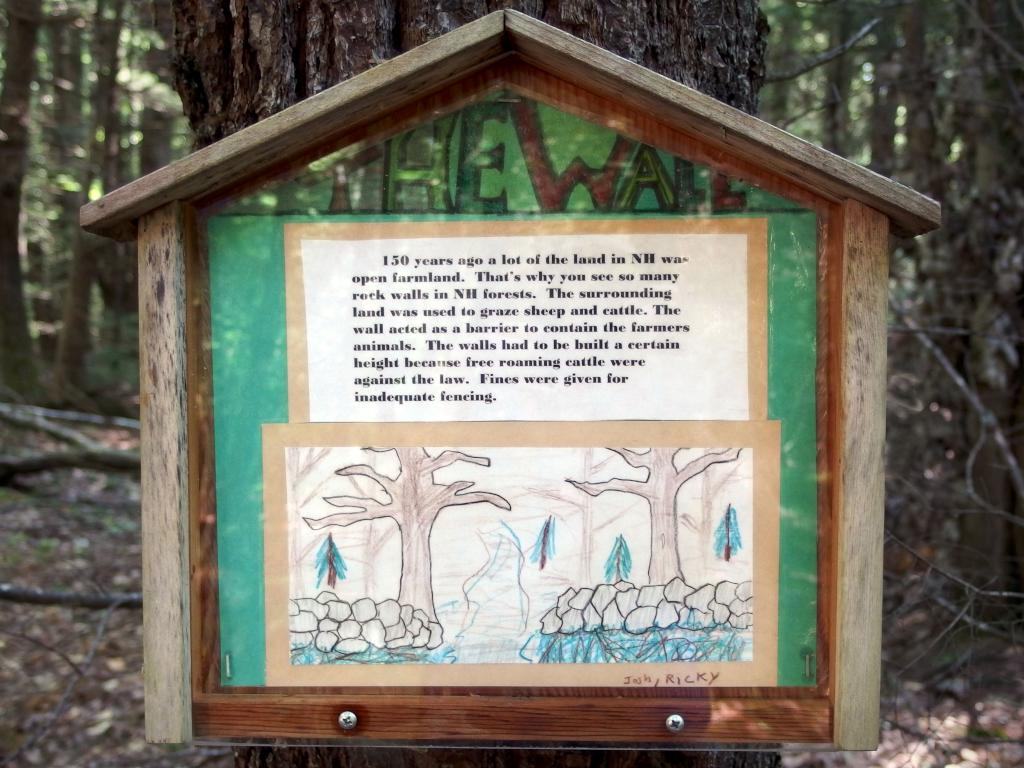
[714,504,742,562]
[603,534,632,583]
[315,532,347,589]
[529,515,556,570]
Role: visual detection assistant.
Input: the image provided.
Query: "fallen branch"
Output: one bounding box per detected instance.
[0,402,139,431]
[0,401,101,449]
[0,447,140,484]
[0,401,141,483]
[0,583,142,610]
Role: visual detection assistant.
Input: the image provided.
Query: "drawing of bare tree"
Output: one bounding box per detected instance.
[567,448,742,584]
[302,448,511,622]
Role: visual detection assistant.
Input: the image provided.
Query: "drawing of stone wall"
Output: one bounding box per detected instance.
[290,591,444,655]
[537,577,752,636]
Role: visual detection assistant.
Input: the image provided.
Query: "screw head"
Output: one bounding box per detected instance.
[665,713,685,733]
[338,710,358,731]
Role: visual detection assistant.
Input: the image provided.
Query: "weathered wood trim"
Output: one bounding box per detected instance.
[503,12,938,237]
[815,204,841,697]
[81,10,938,241]
[832,200,888,750]
[139,202,192,743]
[80,12,508,241]
[192,693,832,743]
[186,209,222,696]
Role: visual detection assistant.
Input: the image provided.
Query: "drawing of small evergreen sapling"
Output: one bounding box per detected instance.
[714,503,742,562]
[315,532,347,588]
[603,534,632,582]
[529,515,556,569]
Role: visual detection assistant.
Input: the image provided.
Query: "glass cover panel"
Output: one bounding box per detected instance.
[204,91,819,700]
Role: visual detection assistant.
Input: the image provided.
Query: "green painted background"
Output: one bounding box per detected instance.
[207,94,818,687]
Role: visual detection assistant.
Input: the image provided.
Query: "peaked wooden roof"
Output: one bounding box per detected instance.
[81,10,940,241]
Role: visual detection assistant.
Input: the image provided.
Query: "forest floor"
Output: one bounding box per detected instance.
[0,421,230,768]
[0,421,1020,767]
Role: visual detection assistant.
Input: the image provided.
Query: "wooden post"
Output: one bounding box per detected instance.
[138,202,192,742]
[833,199,889,749]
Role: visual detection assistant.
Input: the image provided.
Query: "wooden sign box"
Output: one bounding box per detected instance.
[82,10,940,751]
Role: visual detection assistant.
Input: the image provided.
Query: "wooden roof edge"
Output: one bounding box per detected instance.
[81,9,940,242]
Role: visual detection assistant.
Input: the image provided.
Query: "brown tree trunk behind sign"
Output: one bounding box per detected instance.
[169,2,775,766]
[172,1,768,148]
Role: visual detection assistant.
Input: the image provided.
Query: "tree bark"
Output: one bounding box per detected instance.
[172,0,767,149]
[169,3,773,765]
[0,0,42,399]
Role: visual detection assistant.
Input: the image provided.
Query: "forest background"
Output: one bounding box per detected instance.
[0,0,1021,767]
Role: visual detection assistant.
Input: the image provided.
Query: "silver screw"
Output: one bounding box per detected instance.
[665,713,685,733]
[338,710,358,731]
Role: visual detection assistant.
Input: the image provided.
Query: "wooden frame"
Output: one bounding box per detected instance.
[138,202,192,742]
[95,9,935,752]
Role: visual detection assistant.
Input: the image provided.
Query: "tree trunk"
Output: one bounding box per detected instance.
[950,0,1021,597]
[0,0,42,399]
[53,0,126,404]
[643,446,683,583]
[140,0,175,175]
[169,3,773,766]
[902,0,937,195]
[822,2,850,156]
[398,517,438,623]
[647,492,681,584]
[34,11,85,363]
[868,13,898,176]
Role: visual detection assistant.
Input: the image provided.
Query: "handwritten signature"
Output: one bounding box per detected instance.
[621,671,721,687]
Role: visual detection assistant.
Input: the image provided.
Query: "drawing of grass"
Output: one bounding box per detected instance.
[519,626,747,664]
[291,643,457,666]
